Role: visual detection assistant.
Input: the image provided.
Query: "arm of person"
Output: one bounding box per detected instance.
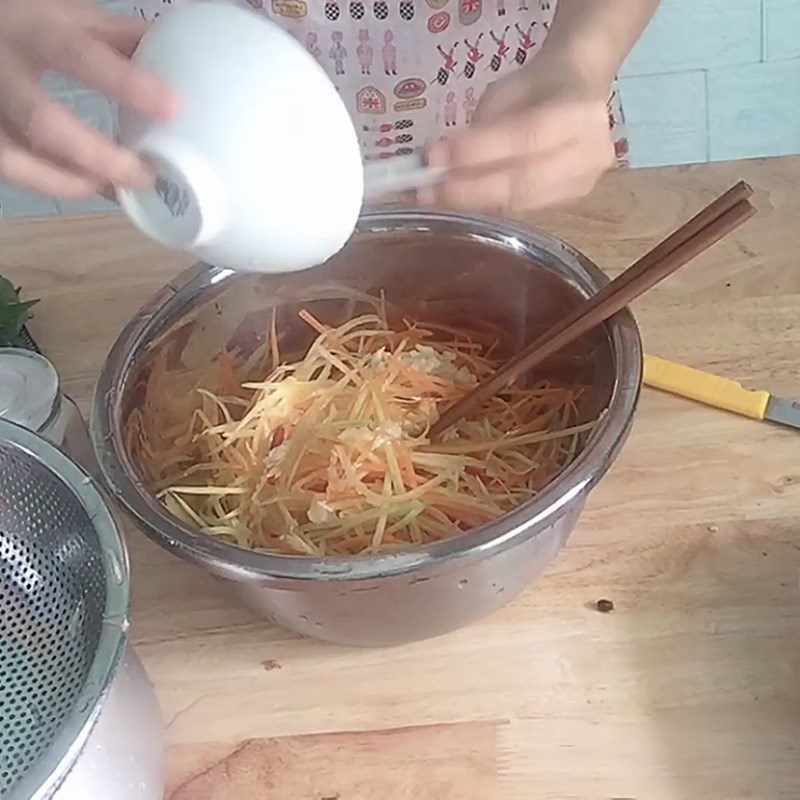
[540,0,661,91]
[428,0,661,215]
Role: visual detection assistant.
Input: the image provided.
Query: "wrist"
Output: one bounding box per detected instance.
[536,25,621,96]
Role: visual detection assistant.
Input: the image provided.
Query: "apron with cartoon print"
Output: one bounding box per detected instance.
[134,0,629,165]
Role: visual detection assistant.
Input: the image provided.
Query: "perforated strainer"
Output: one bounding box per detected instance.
[0,418,129,800]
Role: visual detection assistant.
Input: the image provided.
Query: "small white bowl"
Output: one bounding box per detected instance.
[117,2,363,273]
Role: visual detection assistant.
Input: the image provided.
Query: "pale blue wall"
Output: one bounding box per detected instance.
[0,0,797,217]
[621,0,800,167]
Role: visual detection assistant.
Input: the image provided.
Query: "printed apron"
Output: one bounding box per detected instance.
[134,0,629,165]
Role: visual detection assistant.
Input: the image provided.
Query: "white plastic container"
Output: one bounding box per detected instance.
[117,2,364,274]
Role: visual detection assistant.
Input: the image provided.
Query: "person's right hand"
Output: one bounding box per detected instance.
[0,0,177,198]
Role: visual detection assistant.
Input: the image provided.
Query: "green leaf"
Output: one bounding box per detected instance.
[0,300,37,341]
[0,275,39,343]
[0,276,18,305]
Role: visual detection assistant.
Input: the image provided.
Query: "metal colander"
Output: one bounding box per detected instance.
[0,418,129,800]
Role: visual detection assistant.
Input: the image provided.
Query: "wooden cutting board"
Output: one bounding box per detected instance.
[167,723,498,799]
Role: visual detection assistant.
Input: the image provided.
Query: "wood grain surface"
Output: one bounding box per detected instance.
[2,157,799,799]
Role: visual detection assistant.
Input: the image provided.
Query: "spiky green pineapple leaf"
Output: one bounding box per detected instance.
[0,276,39,343]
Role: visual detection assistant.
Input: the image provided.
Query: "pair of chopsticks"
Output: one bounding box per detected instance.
[430,181,756,438]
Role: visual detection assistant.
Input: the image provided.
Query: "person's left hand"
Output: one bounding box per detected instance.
[426,50,617,216]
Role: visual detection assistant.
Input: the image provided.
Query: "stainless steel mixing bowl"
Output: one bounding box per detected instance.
[93,210,642,646]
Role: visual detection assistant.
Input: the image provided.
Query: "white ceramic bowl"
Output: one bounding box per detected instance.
[117,2,363,273]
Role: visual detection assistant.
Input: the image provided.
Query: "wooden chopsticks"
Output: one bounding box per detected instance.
[429,181,756,439]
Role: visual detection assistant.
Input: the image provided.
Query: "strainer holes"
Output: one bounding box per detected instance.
[0,446,114,798]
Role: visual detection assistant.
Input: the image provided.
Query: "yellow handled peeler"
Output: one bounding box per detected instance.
[643,355,800,431]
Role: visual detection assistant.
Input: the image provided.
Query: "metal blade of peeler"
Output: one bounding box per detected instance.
[765,396,800,431]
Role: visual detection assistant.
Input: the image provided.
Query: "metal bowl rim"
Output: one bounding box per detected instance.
[92,208,641,582]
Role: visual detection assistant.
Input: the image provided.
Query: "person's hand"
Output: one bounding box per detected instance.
[427,51,617,216]
[0,0,177,198]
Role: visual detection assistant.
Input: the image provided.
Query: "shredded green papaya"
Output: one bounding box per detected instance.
[127,306,594,556]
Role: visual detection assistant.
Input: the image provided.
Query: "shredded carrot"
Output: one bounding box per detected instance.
[127,306,595,556]
[297,308,329,335]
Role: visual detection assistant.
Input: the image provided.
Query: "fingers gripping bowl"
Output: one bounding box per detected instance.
[93,211,641,646]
